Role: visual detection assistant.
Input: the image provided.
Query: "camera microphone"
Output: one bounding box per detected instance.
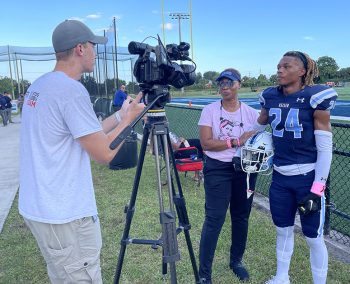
[179,42,190,51]
[128,41,149,55]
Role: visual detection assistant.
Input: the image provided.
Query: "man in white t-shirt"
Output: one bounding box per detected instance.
[19,19,144,283]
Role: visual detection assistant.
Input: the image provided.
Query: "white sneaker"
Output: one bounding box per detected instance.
[265,275,290,284]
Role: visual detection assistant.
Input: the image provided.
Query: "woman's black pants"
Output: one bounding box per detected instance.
[199,156,256,280]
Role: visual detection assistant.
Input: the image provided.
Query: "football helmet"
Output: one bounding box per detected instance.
[241,131,274,174]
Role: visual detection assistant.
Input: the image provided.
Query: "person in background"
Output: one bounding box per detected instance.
[4,91,13,123]
[254,51,337,284]
[0,93,8,126]
[169,132,204,181]
[19,19,144,283]
[148,129,203,158]
[169,131,203,158]
[113,84,127,112]
[17,93,25,116]
[198,68,259,283]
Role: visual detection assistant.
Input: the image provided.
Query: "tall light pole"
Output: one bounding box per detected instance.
[169,13,190,44]
[113,17,119,90]
[169,13,190,93]
[161,0,166,45]
[189,0,194,60]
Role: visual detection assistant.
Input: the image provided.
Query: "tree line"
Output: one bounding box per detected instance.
[192,56,350,89]
[1,55,349,98]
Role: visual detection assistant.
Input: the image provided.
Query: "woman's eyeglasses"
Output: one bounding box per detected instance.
[217,80,235,89]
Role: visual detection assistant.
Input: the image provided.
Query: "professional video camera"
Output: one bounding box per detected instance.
[128,36,196,108]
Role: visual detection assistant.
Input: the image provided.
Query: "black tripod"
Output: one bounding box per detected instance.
[110,95,200,284]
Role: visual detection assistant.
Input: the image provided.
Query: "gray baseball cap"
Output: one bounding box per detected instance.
[52,19,108,53]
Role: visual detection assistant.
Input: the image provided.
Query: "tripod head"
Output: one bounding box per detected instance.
[109,90,170,150]
[140,84,171,110]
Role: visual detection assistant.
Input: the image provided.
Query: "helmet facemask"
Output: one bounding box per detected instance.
[240,131,274,175]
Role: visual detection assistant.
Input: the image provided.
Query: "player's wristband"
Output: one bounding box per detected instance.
[115,111,121,123]
[226,138,232,149]
[311,181,326,197]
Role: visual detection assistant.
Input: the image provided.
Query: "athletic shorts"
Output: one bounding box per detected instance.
[269,170,326,238]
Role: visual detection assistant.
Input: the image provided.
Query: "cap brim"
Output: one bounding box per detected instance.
[216,74,240,82]
[91,35,108,45]
[216,74,233,81]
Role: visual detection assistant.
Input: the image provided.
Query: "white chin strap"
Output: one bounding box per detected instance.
[246,172,253,199]
[244,164,258,199]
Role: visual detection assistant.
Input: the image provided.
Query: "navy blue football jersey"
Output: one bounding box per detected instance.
[259,85,337,167]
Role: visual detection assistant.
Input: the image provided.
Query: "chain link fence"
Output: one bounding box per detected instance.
[92,98,350,247]
[327,123,350,245]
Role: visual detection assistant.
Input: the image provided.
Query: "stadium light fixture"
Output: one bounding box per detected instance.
[169,13,190,44]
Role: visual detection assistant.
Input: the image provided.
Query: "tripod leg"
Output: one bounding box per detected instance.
[154,132,180,283]
[113,128,150,284]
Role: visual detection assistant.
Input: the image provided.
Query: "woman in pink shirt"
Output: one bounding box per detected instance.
[198,68,258,283]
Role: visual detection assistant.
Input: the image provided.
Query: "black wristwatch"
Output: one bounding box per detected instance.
[230,139,236,148]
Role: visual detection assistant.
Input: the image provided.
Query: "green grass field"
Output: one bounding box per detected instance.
[334,87,350,100]
[0,154,349,283]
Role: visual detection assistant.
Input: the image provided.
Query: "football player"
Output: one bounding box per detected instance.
[254,51,337,284]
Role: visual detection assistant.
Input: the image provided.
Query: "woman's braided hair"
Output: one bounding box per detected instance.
[283,51,319,86]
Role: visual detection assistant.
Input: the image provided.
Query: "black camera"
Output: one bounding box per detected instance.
[128,36,196,108]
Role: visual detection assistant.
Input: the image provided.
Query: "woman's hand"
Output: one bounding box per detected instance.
[239,130,256,146]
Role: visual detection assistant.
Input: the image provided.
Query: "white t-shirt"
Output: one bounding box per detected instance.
[198,100,259,162]
[19,71,102,224]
